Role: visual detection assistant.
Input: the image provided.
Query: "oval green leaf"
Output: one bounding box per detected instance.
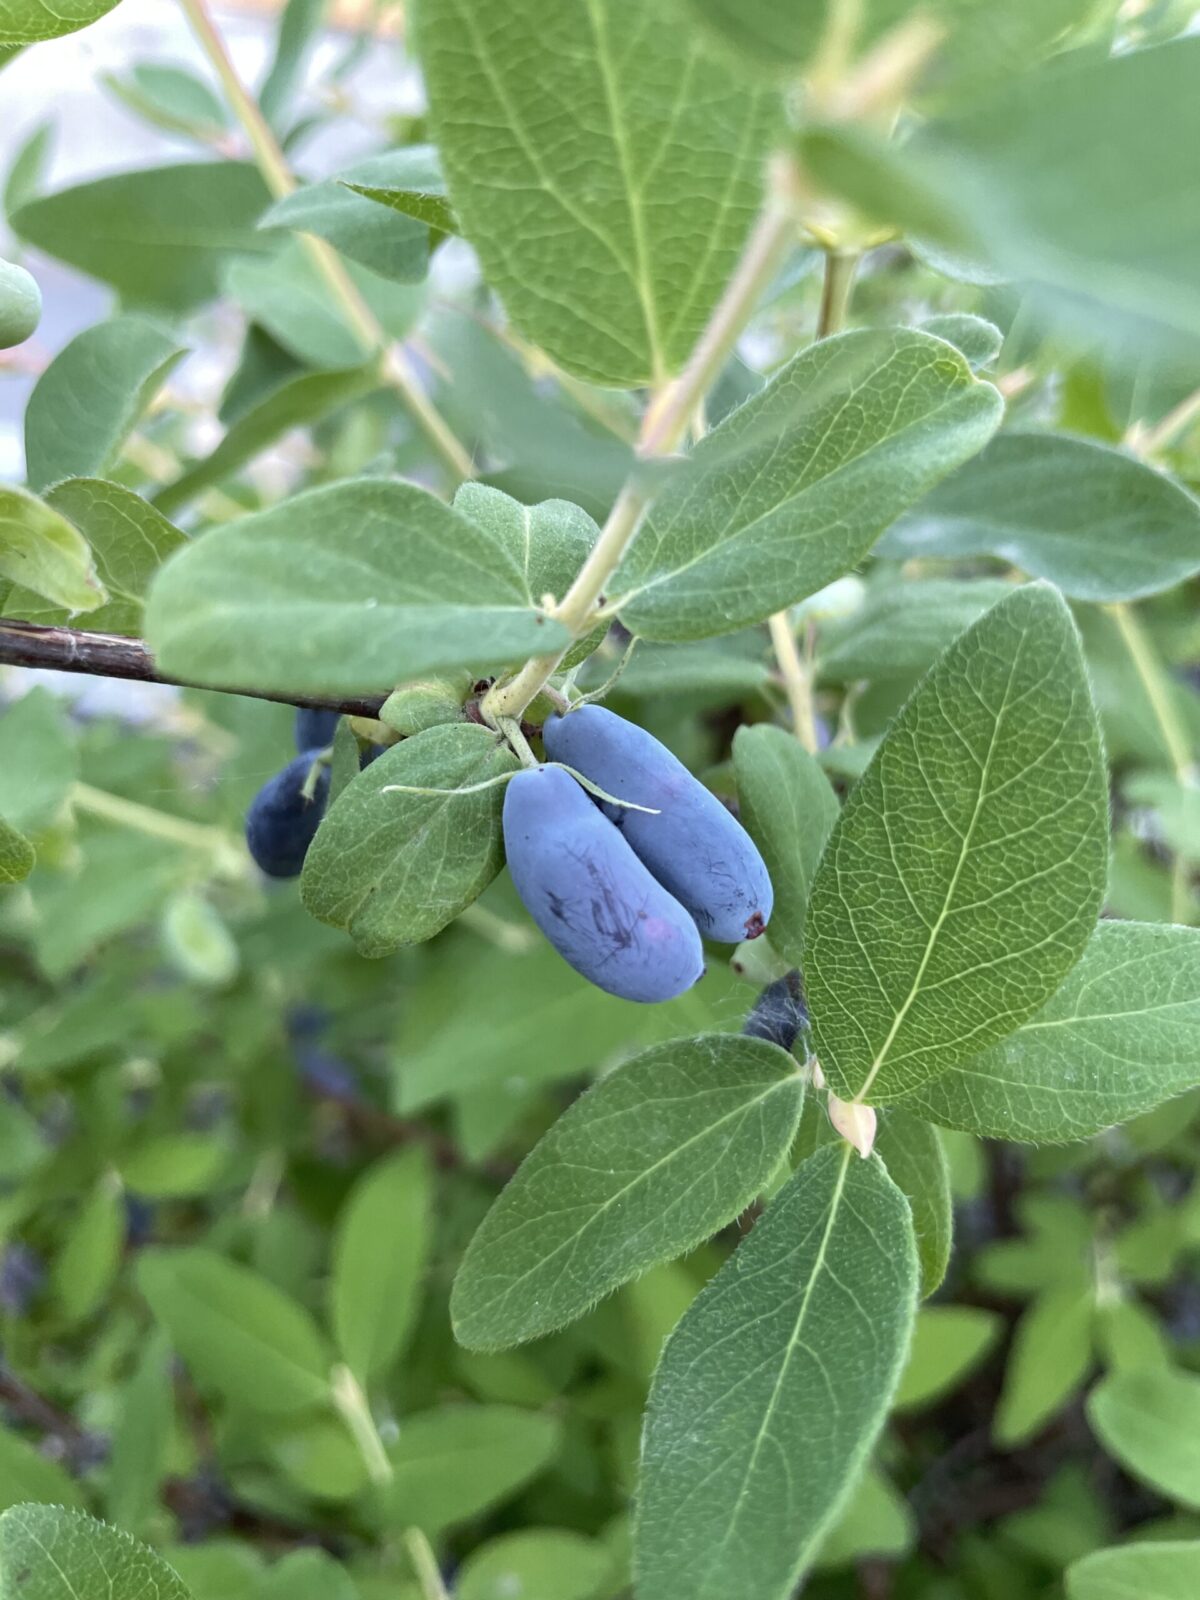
[900,922,1200,1143]
[1088,1367,1200,1509]
[0,484,105,613]
[0,1505,190,1600]
[413,0,779,387]
[635,1143,917,1600]
[613,329,1002,642]
[136,1246,331,1416]
[883,433,1200,601]
[1067,1542,1200,1600]
[301,723,518,954]
[24,317,186,493]
[144,478,570,696]
[452,1033,805,1351]
[804,582,1109,1105]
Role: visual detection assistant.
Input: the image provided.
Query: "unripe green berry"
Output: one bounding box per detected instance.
[0,259,41,350]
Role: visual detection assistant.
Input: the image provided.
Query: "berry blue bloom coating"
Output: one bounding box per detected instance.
[503,765,704,1004]
[294,707,341,752]
[543,706,773,943]
[245,750,330,878]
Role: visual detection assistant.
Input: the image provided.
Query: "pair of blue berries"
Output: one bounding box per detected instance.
[505,707,773,1004]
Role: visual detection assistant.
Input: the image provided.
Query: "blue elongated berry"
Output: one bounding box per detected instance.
[245,750,330,878]
[503,765,704,1004]
[543,706,773,943]
[294,707,340,752]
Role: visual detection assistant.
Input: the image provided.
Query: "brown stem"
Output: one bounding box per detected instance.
[0,619,387,718]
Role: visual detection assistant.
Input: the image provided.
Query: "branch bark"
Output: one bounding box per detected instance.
[0,619,387,718]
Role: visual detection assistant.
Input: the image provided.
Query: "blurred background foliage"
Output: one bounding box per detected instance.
[0,2,1198,1597]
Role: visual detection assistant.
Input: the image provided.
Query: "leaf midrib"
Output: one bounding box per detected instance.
[460,1070,799,1335]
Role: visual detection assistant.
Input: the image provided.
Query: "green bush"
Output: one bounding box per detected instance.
[0,2,1198,1597]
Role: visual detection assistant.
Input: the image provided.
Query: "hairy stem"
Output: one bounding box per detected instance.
[72,782,242,860]
[482,160,801,724]
[330,1364,394,1487]
[767,248,859,748]
[1107,600,1197,924]
[176,0,475,484]
[769,612,819,754]
[0,618,387,718]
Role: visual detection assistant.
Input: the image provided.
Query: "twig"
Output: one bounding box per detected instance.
[0,618,387,718]
[482,157,802,724]
[766,248,859,748]
[176,0,475,484]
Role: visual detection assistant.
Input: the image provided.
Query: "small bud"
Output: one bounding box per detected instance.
[810,1058,827,1091]
[827,1094,877,1159]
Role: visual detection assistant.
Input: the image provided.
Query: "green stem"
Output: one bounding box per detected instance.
[1107,603,1195,784]
[403,1529,451,1600]
[767,248,859,748]
[175,0,474,486]
[483,160,801,724]
[1107,600,1197,925]
[330,1364,394,1487]
[72,782,242,860]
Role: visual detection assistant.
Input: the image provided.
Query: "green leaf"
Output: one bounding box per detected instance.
[452,1034,804,1351]
[452,483,603,666]
[144,478,569,696]
[154,365,379,517]
[413,0,779,387]
[0,815,34,883]
[636,1143,917,1600]
[29,831,184,980]
[106,1335,174,1536]
[457,1530,613,1600]
[301,724,518,954]
[331,1148,432,1381]
[0,1429,84,1512]
[258,0,324,129]
[103,63,230,144]
[678,0,824,71]
[612,329,1002,641]
[875,1109,952,1299]
[732,724,839,965]
[120,1133,229,1198]
[0,688,77,834]
[1067,1542,1200,1600]
[917,38,1200,348]
[24,317,186,493]
[260,1550,358,1600]
[161,891,239,987]
[804,583,1108,1105]
[0,0,122,44]
[1088,1367,1200,1508]
[895,1304,1003,1411]
[262,159,431,281]
[374,1405,561,1534]
[814,1468,914,1570]
[882,434,1200,602]
[137,1247,332,1415]
[339,145,457,237]
[0,1505,192,1599]
[392,940,746,1115]
[12,162,272,313]
[815,578,1014,684]
[919,313,1003,371]
[52,1173,124,1323]
[4,480,185,636]
[0,484,105,613]
[899,922,1200,1143]
[994,1286,1095,1446]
